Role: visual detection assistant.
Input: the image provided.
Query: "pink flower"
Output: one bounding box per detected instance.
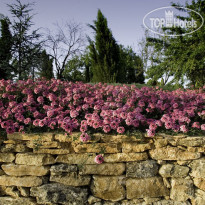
[103,125,111,133]
[24,118,31,125]
[201,124,205,131]
[192,122,200,129]
[94,154,104,164]
[117,126,125,134]
[80,133,91,142]
[180,125,188,133]
[146,129,155,137]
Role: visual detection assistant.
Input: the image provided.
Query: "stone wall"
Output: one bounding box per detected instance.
[0,132,205,205]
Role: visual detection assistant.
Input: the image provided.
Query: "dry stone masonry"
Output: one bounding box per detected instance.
[0,132,205,204]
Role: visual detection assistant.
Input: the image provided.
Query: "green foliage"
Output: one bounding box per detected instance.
[8,0,42,80]
[88,9,121,83]
[63,55,85,82]
[37,50,54,80]
[119,46,145,84]
[0,18,13,79]
[145,0,205,88]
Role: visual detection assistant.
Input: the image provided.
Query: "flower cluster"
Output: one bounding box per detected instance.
[0,79,204,138]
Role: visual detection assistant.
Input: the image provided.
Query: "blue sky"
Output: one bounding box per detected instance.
[0,0,191,52]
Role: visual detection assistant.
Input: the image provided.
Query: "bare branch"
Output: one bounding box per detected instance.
[44,21,85,79]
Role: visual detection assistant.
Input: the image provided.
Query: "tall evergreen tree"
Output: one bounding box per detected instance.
[0,18,12,79]
[8,0,42,80]
[38,50,54,80]
[88,9,121,83]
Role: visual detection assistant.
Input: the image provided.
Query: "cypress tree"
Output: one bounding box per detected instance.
[88,9,120,83]
[0,18,12,79]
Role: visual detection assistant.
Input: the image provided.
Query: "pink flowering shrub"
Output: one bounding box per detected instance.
[0,78,204,138]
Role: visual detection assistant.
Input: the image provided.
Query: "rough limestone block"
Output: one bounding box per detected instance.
[0,175,43,187]
[192,189,205,205]
[26,140,60,149]
[7,132,54,141]
[50,172,91,186]
[100,134,145,143]
[176,137,205,147]
[80,163,125,175]
[15,153,55,165]
[149,146,201,160]
[104,153,148,163]
[91,176,125,202]
[189,158,205,178]
[56,153,97,164]
[2,163,49,176]
[126,160,158,178]
[170,178,194,201]
[33,148,70,154]
[88,195,102,204]
[30,183,88,205]
[0,144,31,153]
[122,142,152,153]
[153,200,191,205]
[73,143,121,153]
[50,164,77,175]
[193,178,205,191]
[126,177,169,199]
[0,186,20,198]
[0,153,15,162]
[159,164,189,178]
[17,187,30,197]
[0,197,36,205]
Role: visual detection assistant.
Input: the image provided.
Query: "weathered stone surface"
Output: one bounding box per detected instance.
[26,140,60,149]
[189,158,205,178]
[153,200,191,205]
[154,138,168,148]
[2,163,49,176]
[30,183,88,205]
[54,133,74,142]
[17,187,30,197]
[91,176,125,201]
[100,134,145,143]
[122,142,152,153]
[0,186,20,198]
[176,137,204,147]
[80,163,125,175]
[187,147,205,152]
[126,160,158,178]
[126,177,169,199]
[149,146,201,160]
[50,164,77,175]
[33,148,70,154]
[0,153,15,162]
[50,172,91,186]
[170,178,194,201]
[121,199,144,205]
[194,178,205,191]
[15,153,55,165]
[0,175,43,187]
[159,164,189,178]
[56,153,97,164]
[7,132,54,141]
[1,144,30,153]
[192,189,205,205]
[104,153,148,163]
[0,197,37,205]
[73,143,121,153]
[88,195,102,204]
